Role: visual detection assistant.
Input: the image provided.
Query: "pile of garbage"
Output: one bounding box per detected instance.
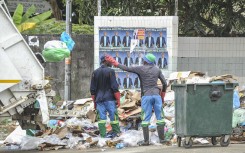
[2,71,245,151]
[231,87,245,142]
[2,90,176,151]
[169,71,237,84]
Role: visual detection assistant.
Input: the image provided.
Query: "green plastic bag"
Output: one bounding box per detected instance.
[42,48,70,62]
[232,108,245,128]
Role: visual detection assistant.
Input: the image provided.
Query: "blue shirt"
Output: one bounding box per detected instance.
[90,65,119,102]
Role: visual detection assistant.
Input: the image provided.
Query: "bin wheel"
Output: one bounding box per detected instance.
[220,136,230,147]
[177,136,181,147]
[211,137,218,145]
[183,138,193,149]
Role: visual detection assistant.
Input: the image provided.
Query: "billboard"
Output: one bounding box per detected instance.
[99,27,169,89]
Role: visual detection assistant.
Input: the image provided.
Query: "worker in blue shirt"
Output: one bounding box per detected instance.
[90,56,121,137]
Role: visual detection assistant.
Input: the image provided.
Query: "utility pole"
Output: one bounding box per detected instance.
[97,0,101,16]
[175,0,178,16]
[64,0,72,101]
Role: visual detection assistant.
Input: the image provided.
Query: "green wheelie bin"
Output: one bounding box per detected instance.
[171,82,238,148]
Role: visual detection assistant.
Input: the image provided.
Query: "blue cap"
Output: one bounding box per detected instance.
[100,56,106,63]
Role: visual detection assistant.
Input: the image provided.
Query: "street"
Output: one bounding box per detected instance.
[1,144,244,153]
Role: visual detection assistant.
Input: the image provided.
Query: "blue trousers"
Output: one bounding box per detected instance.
[96,101,118,122]
[141,95,164,126]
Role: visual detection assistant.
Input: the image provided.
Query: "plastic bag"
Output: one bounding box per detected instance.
[67,136,82,149]
[61,32,75,51]
[47,120,58,129]
[44,40,67,49]
[119,130,143,147]
[232,108,245,128]
[233,91,240,109]
[97,138,111,147]
[150,131,160,145]
[43,134,66,145]
[42,48,70,62]
[4,126,26,145]
[20,136,43,150]
[164,105,175,118]
[164,127,174,141]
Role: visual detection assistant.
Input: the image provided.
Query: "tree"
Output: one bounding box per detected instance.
[12,4,52,32]
[72,0,174,25]
[178,0,245,36]
[70,0,245,36]
[48,0,63,20]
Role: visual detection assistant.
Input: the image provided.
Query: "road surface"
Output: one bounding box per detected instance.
[1,144,244,153]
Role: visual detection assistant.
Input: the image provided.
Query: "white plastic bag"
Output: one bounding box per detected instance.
[67,136,82,149]
[44,40,68,49]
[43,134,66,145]
[119,130,143,147]
[164,105,175,118]
[20,136,44,150]
[150,131,160,145]
[97,138,111,148]
[66,117,83,127]
[4,126,26,145]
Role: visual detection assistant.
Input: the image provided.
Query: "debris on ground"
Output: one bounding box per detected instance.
[1,71,245,151]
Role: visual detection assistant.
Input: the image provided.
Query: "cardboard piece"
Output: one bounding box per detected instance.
[86,110,97,123]
[119,107,142,120]
[131,92,141,101]
[74,98,93,105]
[210,74,237,83]
[54,127,68,139]
[120,101,137,110]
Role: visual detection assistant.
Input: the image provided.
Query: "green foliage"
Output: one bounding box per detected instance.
[22,20,94,34]
[21,5,36,23]
[25,10,52,24]
[68,0,245,36]
[71,0,174,25]
[178,0,245,36]
[12,4,52,32]
[13,4,23,25]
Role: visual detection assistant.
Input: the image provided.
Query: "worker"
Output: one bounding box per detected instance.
[90,56,121,137]
[105,53,167,145]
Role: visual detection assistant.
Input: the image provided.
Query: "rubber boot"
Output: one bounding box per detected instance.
[111,122,120,135]
[157,124,166,143]
[141,126,150,146]
[98,121,106,138]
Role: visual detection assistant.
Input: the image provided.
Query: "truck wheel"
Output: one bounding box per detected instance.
[220,136,230,147]
[211,137,218,145]
[183,138,192,148]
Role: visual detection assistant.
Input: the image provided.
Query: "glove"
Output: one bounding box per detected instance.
[91,95,96,110]
[105,55,119,67]
[160,92,166,104]
[114,92,120,107]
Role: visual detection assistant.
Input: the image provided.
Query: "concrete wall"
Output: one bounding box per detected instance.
[22,35,245,100]
[23,34,94,100]
[178,37,245,84]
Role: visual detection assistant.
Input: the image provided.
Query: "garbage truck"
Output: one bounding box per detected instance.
[0,0,53,130]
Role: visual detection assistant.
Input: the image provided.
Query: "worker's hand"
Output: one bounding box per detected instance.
[91,95,96,110]
[105,55,119,67]
[160,92,166,104]
[114,92,120,107]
